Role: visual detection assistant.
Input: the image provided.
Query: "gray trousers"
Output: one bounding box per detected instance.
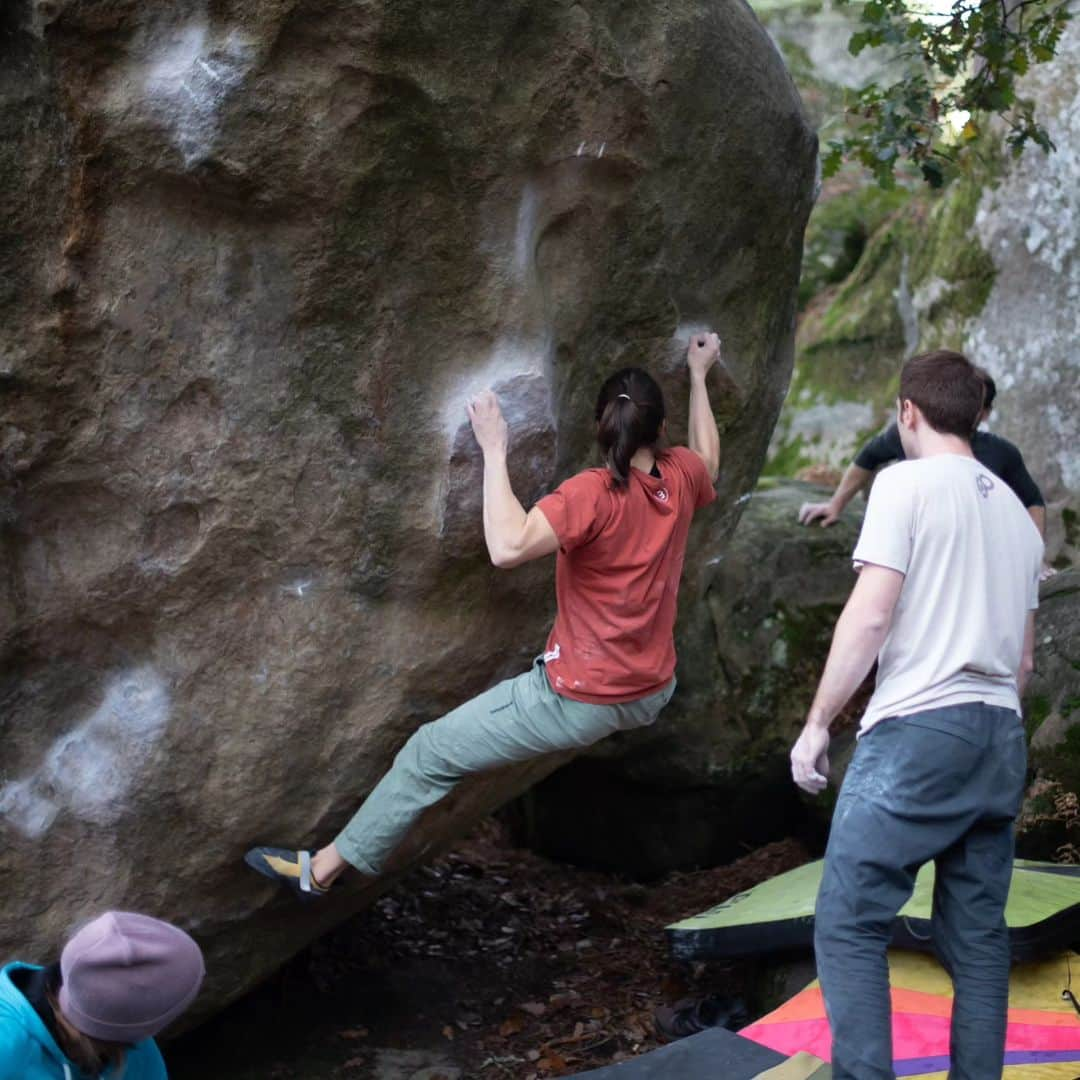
[335,659,675,875]
[814,703,1027,1080]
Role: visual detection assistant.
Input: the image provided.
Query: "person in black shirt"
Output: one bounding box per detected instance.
[797,369,1054,578]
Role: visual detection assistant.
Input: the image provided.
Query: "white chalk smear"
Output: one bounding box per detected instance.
[440,336,550,439]
[439,179,554,436]
[0,667,170,838]
[284,579,312,599]
[677,321,714,344]
[139,21,254,166]
[512,183,538,285]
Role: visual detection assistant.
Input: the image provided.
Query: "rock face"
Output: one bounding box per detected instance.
[0,0,816,1018]
[507,481,861,876]
[964,28,1080,512]
[1017,570,1080,859]
[766,14,1080,566]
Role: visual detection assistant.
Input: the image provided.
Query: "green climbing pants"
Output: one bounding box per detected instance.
[334,658,675,875]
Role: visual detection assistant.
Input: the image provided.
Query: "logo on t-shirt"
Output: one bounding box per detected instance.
[654,488,669,502]
[976,473,995,499]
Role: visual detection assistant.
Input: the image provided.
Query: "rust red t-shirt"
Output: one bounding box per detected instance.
[534,446,717,704]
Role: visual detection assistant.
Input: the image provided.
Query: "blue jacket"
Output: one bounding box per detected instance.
[0,964,166,1079]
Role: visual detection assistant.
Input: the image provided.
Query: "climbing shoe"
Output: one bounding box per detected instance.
[244,846,330,900]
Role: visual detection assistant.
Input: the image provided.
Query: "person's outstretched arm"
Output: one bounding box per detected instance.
[798,425,904,527]
[687,333,721,480]
[789,563,905,793]
[1019,610,1036,696]
[1028,505,1046,538]
[994,438,1055,578]
[467,389,559,569]
[798,461,874,527]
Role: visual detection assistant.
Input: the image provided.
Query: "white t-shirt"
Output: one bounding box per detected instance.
[854,454,1043,733]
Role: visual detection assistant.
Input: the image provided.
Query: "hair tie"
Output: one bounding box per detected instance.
[617,393,631,401]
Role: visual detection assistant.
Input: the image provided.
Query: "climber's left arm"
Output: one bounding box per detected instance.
[468,390,559,569]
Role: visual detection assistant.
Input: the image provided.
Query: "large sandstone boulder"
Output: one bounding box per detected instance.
[0,0,816,1018]
[507,480,861,876]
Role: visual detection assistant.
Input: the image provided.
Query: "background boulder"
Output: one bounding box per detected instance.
[764,11,1079,571]
[1018,570,1080,859]
[0,0,816,1016]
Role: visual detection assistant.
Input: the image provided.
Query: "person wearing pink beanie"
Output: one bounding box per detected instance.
[0,912,205,1079]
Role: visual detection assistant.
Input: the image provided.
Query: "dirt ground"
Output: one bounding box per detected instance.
[169,823,812,1079]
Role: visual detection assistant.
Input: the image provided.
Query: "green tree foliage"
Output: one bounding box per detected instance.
[823,0,1072,187]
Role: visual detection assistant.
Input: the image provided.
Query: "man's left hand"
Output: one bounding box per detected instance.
[791,723,831,795]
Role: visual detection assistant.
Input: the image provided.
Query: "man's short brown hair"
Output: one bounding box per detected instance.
[899,350,985,437]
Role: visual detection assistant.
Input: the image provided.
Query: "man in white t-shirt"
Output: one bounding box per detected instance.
[789,349,1043,1080]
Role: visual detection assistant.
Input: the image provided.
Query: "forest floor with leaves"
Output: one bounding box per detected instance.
[170,822,812,1079]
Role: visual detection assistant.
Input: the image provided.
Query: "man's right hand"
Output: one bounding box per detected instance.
[790,721,831,795]
[687,332,720,379]
[798,501,840,527]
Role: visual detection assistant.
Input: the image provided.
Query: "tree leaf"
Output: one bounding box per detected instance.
[920,159,945,187]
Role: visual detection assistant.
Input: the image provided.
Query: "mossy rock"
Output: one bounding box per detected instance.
[907,159,999,338]
[1018,570,1080,859]
[769,142,1006,478]
[798,180,912,309]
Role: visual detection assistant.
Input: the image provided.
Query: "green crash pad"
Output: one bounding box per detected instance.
[569,1026,786,1078]
[667,859,1080,964]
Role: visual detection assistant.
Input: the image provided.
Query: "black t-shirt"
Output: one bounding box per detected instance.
[853,423,1045,508]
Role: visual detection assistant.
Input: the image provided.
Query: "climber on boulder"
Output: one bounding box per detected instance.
[245,333,724,898]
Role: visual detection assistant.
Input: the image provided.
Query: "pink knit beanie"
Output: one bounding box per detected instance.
[58,912,205,1042]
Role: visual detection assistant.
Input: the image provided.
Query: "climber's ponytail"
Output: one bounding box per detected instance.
[594,369,666,488]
